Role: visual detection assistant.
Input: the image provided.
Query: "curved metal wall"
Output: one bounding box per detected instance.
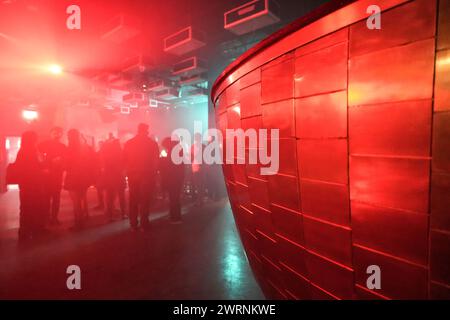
[212,0,450,299]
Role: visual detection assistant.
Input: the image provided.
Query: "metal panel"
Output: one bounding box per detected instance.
[252,204,274,236]
[349,100,432,157]
[432,112,450,173]
[232,163,248,186]
[430,282,450,299]
[348,39,435,106]
[294,42,348,98]
[226,103,241,129]
[276,234,307,277]
[350,156,430,213]
[438,0,450,50]
[295,28,348,58]
[349,0,436,57]
[434,50,450,112]
[235,182,251,210]
[276,234,308,277]
[240,68,261,89]
[262,99,295,138]
[430,231,450,285]
[354,285,386,300]
[248,177,271,211]
[268,174,301,211]
[310,285,336,300]
[352,201,428,265]
[295,91,347,139]
[305,251,354,300]
[300,179,350,226]
[216,92,228,115]
[353,245,428,299]
[303,216,352,267]
[240,83,262,118]
[431,173,450,232]
[241,115,262,131]
[298,139,348,184]
[279,263,311,299]
[271,203,303,244]
[236,204,255,231]
[277,138,298,176]
[256,230,279,263]
[261,56,294,104]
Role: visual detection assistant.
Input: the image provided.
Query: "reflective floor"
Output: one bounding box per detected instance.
[0,189,264,299]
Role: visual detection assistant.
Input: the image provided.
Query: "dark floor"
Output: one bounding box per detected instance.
[0,188,264,299]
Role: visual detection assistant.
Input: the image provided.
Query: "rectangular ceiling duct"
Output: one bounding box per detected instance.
[164,26,206,56]
[123,92,147,104]
[179,73,208,87]
[101,14,141,43]
[224,0,280,35]
[172,56,207,77]
[155,88,180,100]
[147,79,173,92]
[120,106,131,114]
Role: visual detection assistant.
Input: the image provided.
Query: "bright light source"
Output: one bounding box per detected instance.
[22,109,38,121]
[48,64,63,75]
[5,138,10,150]
[160,149,168,158]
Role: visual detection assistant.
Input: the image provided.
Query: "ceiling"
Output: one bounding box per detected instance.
[0,0,331,110]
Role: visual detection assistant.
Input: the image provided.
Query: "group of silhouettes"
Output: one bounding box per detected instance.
[10,123,217,242]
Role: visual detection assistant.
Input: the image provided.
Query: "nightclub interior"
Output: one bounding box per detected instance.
[0,0,449,302]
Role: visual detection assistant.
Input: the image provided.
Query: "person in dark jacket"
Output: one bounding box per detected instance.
[93,140,106,211]
[64,129,95,230]
[38,127,67,225]
[15,131,46,241]
[123,123,159,231]
[160,137,185,223]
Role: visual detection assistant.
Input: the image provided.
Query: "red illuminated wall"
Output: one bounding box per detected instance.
[212,0,450,299]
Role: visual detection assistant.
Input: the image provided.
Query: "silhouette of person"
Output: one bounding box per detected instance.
[190,133,205,206]
[64,129,95,230]
[93,140,106,210]
[103,138,126,221]
[123,123,159,231]
[15,131,46,241]
[160,137,185,223]
[38,127,67,225]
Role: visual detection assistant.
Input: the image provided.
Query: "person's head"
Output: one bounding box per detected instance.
[137,123,149,137]
[67,129,80,147]
[21,131,38,149]
[50,127,63,141]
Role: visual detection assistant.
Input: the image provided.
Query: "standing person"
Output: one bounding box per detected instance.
[160,137,185,223]
[64,129,95,230]
[93,140,106,210]
[103,138,126,221]
[39,127,67,225]
[14,131,46,241]
[205,139,222,202]
[190,133,205,206]
[123,123,159,231]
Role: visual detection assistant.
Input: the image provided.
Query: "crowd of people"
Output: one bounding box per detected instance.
[7,123,222,242]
